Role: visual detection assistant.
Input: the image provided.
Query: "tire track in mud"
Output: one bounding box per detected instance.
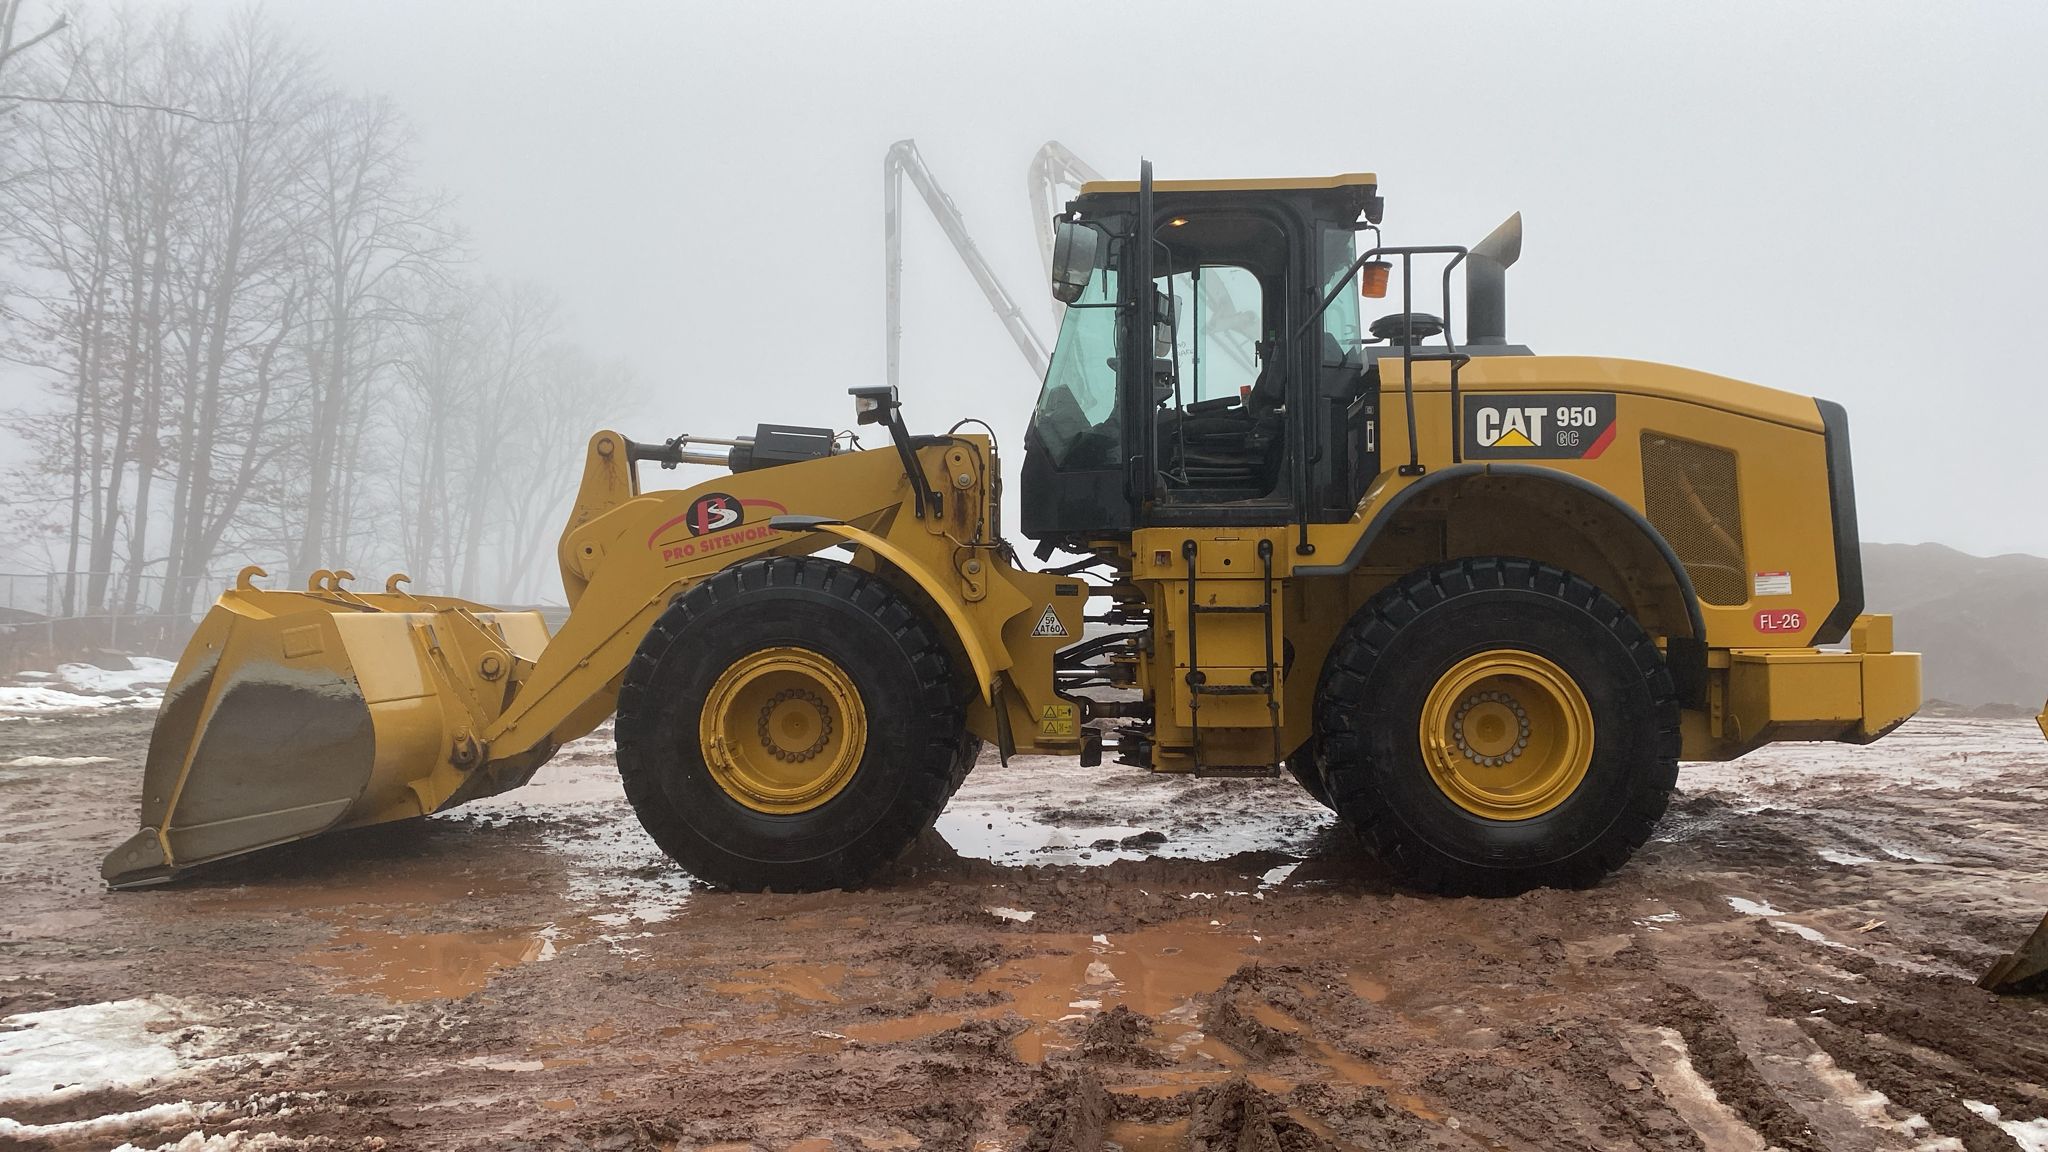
[1764,976,2048,1152]
[1643,984,1828,1152]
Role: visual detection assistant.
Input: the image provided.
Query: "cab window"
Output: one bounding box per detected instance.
[1030,240,1122,470]
[1319,225,1361,368]
[1163,264,1263,406]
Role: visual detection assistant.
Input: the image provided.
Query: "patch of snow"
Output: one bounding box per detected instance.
[985,905,1036,923]
[0,997,273,1107]
[934,752,1333,867]
[1259,863,1299,889]
[0,684,156,713]
[0,657,175,714]
[1965,1101,2048,1152]
[1816,848,1876,865]
[459,1055,546,1072]
[1800,1051,1894,1127]
[0,1101,209,1142]
[113,1133,308,1151]
[1771,921,1847,949]
[0,998,189,1104]
[1726,896,1785,917]
[56,656,176,694]
[2,754,116,767]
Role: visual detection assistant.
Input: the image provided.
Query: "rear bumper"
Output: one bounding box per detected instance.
[1685,614,1920,759]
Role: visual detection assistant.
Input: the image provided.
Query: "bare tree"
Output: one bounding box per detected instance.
[0,2,636,633]
[156,10,316,612]
[291,90,448,578]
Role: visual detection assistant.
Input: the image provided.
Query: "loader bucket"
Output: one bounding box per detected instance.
[1979,913,2048,995]
[101,572,551,888]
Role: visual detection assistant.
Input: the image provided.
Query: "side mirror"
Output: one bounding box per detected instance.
[849,385,899,426]
[1050,217,1100,303]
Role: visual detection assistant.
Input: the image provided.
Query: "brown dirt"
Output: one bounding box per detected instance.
[1,712,2045,1151]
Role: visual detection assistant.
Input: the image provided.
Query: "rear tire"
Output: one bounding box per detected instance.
[615,556,962,891]
[1314,557,1680,895]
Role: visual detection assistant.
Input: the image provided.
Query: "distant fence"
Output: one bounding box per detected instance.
[0,571,229,668]
[0,570,570,671]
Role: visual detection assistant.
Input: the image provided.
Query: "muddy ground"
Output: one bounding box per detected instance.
[1,704,2045,1152]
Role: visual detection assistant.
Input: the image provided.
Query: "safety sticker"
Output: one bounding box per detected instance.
[1038,703,1077,739]
[1753,571,1792,597]
[1464,394,1617,460]
[1031,604,1069,638]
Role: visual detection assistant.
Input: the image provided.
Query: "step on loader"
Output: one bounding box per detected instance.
[106,165,1923,897]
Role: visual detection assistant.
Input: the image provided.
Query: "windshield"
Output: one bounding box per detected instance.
[1031,238,1122,470]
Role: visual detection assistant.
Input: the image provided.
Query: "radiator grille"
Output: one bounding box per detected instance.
[1641,433,1746,605]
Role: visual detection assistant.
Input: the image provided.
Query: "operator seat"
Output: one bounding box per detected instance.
[1163,345,1285,491]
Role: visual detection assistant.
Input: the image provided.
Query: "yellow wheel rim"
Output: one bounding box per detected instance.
[699,647,868,814]
[1418,649,1594,821]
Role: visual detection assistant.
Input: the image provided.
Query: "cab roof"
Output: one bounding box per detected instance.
[1077,171,1377,195]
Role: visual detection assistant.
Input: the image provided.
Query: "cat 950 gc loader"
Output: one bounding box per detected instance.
[105,164,1922,897]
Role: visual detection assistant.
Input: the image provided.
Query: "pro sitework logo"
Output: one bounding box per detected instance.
[685,492,743,535]
[1464,393,1617,460]
[646,492,789,565]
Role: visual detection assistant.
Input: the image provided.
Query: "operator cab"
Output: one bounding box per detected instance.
[1021,170,1383,545]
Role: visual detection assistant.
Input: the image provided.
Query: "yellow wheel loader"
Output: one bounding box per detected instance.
[105,166,1923,896]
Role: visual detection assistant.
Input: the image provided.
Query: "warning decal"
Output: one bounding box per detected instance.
[1038,703,1076,738]
[1464,394,1618,460]
[1031,604,1069,638]
[1753,571,1792,597]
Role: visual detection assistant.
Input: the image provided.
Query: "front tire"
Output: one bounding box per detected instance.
[615,556,963,891]
[1314,557,1680,895]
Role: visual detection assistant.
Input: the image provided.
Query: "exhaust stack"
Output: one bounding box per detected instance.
[1466,212,1523,346]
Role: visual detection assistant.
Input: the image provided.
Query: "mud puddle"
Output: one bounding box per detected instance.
[938,922,1263,1062]
[300,924,561,1000]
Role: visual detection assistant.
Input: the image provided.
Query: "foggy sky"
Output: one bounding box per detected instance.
[35,0,2048,556]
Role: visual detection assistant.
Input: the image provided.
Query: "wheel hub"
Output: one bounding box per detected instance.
[700,647,867,814]
[1452,692,1530,766]
[1419,649,1594,821]
[757,687,833,763]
